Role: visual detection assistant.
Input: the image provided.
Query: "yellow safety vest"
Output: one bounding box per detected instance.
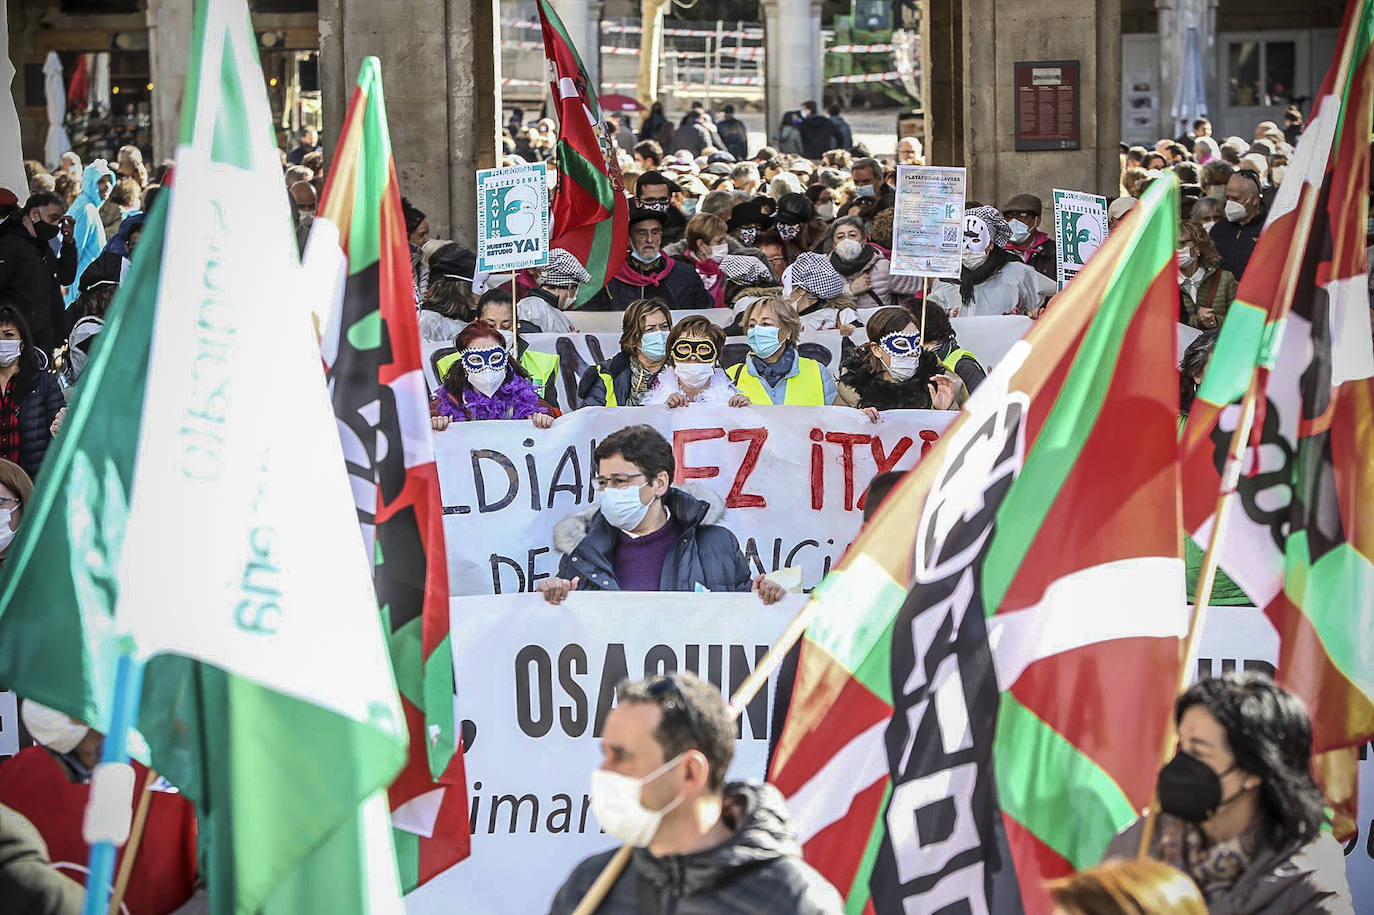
[596,368,619,406]
[436,348,558,393]
[940,348,979,375]
[729,357,826,405]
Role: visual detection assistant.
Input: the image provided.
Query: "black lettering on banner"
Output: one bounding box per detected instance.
[729,645,770,740]
[490,554,525,593]
[515,645,553,738]
[547,445,585,509]
[523,439,541,511]
[871,396,1028,914]
[644,644,678,678]
[1195,657,1276,681]
[472,449,519,512]
[593,644,630,737]
[558,645,589,736]
[489,794,539,834]
[546,794,573,834]
[527,547,552,589]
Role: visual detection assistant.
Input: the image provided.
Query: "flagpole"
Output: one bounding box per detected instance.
[82,651,146,915]
[108,767,158,915]
[570,598,817,915]
[919,276,930,341]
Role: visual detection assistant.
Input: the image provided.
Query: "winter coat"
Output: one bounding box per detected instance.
[0,218,76,357]
[830,244,919,308]
[551,485,752,594]
[577,351,664,408]
[515,287,576,333]
[1179,264,1239,329]
[3,367,64,480]
[1006,231,1057,283]
[671,121,712,158]
[835,347,947,412]
[548,782,842,915]
[1211,207,1267,281]
[0,803,86,915]
[1104,816,1354,915]
[63,160,114,308]
[417,310,466,344]
[928,259,1056,317]
[798,114,842,160]
[716,116,749,161]
[830,115,853,151]
[583,257,712,312]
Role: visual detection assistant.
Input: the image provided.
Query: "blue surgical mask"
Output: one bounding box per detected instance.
[631,249,660,264]
[855,185,876,198]
[598,484,652,531]
[682,199,699,216]
[640,330,669,361]
[747,326,782,358]
[1008,220,1032,243]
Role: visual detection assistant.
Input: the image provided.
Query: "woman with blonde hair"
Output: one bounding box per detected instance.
[1049,859,1205,915]
[727,295,836,405]
[578,298,673,407]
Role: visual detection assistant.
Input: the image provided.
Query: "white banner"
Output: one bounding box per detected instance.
[402,599,1374,914]
[434,405,956,596]
[477,163,550,274]
[403,591,801,915]
[891,165,967,278]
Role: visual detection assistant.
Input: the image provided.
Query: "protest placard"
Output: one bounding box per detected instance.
[891,166,967,279]
[477,163,551,274]
[432,405,956,596]
[1052,188,1108,289]
[398,598,1374,914]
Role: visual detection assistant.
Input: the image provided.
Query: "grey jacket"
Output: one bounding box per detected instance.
[1104,816,1354,915]
[547,782,842,914]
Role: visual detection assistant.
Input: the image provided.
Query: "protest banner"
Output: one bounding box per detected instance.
[432,405,955,596]
[891,165,967,278]
[1052,188,1109,288]
[422,330,848,409]
[477,163,551,274]
[397,597,1374,914]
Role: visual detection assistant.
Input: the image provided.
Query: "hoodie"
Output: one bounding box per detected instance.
[547,781,843,915]
[63,159,114,308]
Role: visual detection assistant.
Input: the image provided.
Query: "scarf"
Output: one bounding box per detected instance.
[1154,815,1265,904]
[955,246,1016,305]
[690,256,726,307]
[829,244,878,278]
[627,359,659,405]
[612,254,675,287]
[751,343,797,388]
[434,373,543,421]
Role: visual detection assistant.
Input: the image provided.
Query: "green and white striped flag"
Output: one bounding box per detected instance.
[0,1,408,911]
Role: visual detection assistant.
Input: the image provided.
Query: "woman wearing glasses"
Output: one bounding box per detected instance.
[641,315,751,409]
[429,323,556,430]
[836,307,960,420]
[0,458,32,564]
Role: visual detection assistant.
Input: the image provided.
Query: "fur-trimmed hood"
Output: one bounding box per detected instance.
[552,482,725,555]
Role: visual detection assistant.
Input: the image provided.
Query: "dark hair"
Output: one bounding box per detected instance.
[440,322,530,406]
[801,100,817,113]
[1178,221,1220,270]
[1173,162,1200,185]
[827,103,841,117]
[400,197,426,235]
[864,306,915,344]
[1192,117,1211,131]
[862,470,904,521]
[0,305,38,390]
[476,287,513,312]
[665,314,726,366]
[633,140,663,165]
[1179,329,1217,415]
[615,671,735,791]
[851,157,883,180]
[908,298,955,343]
[1200,161,1234,189]
[594,424,675,485]
[1175,672,1328,849]
[422,277,477,321]
[22,191,60,216]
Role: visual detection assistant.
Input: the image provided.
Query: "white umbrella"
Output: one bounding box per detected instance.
[43,50,71,169]
[89,51,110,116]
[1171,25,1208,138]
[0,0,27,196]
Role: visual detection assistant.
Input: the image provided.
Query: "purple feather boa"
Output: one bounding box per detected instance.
[432,373,546,421]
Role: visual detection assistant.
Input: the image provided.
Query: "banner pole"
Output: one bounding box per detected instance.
[919,276,930,341]
[1137,379,1259,858]
[511,270,519,354]
[81,651,146,915]
[108,767,158,915]
[570,596,820,914]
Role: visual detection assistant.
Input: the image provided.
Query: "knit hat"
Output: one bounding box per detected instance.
[719,254,775,286]
[784,251,844,300]
[965,204,1010,249]
[541,248,592,287]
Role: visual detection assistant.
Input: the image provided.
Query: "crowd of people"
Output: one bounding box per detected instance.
[0,92,1359,915]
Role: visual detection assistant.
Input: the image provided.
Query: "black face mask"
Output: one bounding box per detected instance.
[31,217,59,242]
[1156,751,1241,823]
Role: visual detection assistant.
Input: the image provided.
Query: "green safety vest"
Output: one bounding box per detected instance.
[729,357,826,405]
[436,348,559,395]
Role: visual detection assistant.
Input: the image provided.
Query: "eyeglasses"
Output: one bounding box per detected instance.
[593,472,646,491]
[0,497,18,509]
[671,339,718,363]
[461,346,508,373]
[1002,210,1036,220]
[646,675,707,751]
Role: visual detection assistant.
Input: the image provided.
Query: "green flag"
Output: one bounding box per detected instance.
[0,1,407,911]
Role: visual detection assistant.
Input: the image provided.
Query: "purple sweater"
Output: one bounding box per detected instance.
[612,514,683,591]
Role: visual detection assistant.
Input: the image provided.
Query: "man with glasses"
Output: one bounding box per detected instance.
[548,671,842,914]
[539,424,784,604]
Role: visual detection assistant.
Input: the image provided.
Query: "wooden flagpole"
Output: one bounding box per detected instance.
[108,768,158,915]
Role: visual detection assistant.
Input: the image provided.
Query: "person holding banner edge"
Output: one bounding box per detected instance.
[539,424,785,604]
[577,298,672,407]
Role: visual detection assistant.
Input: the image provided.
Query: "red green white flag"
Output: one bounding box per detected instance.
[537,0,628,307]
[1179,0,1374,840]
[311,57,470,890]
[770,176,1187,914]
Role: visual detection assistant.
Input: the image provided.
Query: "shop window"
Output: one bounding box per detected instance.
[1227,39,1296,107]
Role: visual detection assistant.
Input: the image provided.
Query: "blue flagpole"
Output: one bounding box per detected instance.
[81,651,145,915]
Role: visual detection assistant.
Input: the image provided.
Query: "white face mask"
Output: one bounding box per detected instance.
[888,353,919,381]
[590,754,686,847]
[817,201,837,220]
[675,362,715,389]
[834,239,863,260]
[0,340,21,367]
[1008,220,1032,243]
[467,367,504,397]
[1270,166,1287,186]
[708,243,729,261]
[21,699,89,754]
[1177,247,1197,271]
[1225,200,1248,223]
[597,483,652,531]
[961,248,988,270]
[0,509,14,553]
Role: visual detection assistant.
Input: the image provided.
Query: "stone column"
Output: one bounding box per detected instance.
[318,0,498,243]
[145,0,195,162]
[920,0,964,167]
[761,0,824,148]
[550,0,604,90]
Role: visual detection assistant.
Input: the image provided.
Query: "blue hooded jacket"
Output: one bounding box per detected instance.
[63,158,114,307]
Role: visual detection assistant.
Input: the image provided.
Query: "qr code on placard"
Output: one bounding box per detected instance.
[942,226,958,243]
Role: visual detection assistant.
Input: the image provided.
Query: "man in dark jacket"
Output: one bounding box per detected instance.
[715,105,749,161]
[671,111,713,159]
[0,193,77,358]
[583,210,713,311]
[1212,171,1267,280]
[797,100,841,161]
[827,103,853,151]
[547,671,842,915]
[538,424,784,602]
